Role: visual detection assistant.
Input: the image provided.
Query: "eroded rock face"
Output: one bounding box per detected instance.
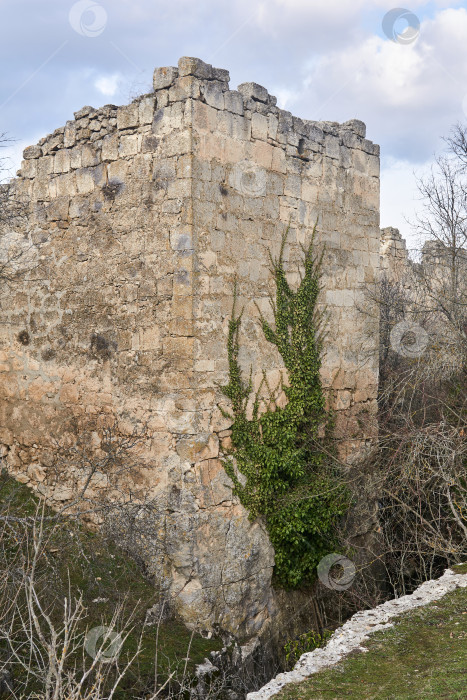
[0,56,380,637]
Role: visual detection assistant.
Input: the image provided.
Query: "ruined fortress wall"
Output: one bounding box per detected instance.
[183,61,380,456]
[0,57,380,638]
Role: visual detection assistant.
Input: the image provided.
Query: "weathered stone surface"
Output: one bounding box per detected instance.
[178,56,213,80]
[237,82,269,103]
[2,56,381,641]
[23,145,42,160]
[153,66,178,90]
[74,105,96,120]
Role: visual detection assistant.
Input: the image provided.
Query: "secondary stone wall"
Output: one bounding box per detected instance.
[0,56,380,638]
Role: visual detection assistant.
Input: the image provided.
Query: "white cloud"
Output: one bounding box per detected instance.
[94,73,121,97]
[277,6,467,178]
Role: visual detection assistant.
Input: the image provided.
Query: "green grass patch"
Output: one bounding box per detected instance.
[276,584,467,699]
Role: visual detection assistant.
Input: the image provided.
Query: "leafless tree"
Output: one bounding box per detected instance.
[0,134,32,284]
[361,125,467,596]
[411,135,467,358]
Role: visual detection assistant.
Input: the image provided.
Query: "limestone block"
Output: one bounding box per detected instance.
[335,390,352,410]
[301,180,318,203]
[141,134,159,153]
[138,95,155,124]
[139,326,161,351]
[325,134,340,159]
[224,90,244,115]
[342,119,366,137]
[237,82,268,103]
[69,147,82,170]
[155,89,169,108]
[163,130,191,157]
[163,336,194,359]
[193,101,218,133]
[231,114,251,141]
[101,134,119,161]
[119,134,139,157]
[107,159,128,182]
[202,83,225,110]
[368,155,380,178]
[271,147,286,173]
[216,110,234,138]
[21,159,37,179]
[169,77,200,102]
[268,114,278,140]
[45,196,69,221]
[75,168,95,195]
[153,66,179,90]
[64,122,76,148]
[53,150,71,174]
[177,154,192,179]
[37,156,54,176]
[32,178,48,200]
[251,112,268,141]
[81,144,99,167]
[341,130,362,150]
[167,178,191,198]
[194,359,215,372]
[252,141,273,169]
[131,153,152,179]
[178,56,213,80]
[284,174,301,198]
[170,230,193,251]
[23,145,42,159]
[117,103,139,130]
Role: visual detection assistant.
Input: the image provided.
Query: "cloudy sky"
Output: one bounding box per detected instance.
[1,0,467,250]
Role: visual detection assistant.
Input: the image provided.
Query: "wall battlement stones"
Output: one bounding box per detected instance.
[0,57,380,638]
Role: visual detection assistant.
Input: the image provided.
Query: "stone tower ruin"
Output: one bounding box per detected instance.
[0,57,380,638]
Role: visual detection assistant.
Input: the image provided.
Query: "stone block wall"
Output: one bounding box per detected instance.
[0,57,380,638]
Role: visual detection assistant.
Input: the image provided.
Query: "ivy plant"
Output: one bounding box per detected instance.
[221,225,349,589]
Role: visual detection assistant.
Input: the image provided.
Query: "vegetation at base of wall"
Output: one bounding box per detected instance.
[0,470,222,699]
[283,629,332,669]
[221,225,349,589]
[275,583,467,699]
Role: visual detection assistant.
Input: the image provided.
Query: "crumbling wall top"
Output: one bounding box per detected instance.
[19,56,378,172]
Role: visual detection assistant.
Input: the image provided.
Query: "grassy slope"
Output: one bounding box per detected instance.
[276,564,467,700]
[0,472,222,695]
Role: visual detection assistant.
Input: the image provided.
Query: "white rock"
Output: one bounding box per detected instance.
[247,566,467,699]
